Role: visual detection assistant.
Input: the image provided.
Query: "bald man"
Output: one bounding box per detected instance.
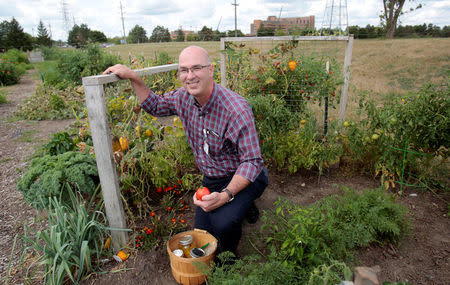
[104,46,268,254]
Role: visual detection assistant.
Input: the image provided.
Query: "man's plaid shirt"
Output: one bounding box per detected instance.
[140,82,263,182]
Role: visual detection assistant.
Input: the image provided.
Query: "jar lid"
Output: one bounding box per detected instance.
[173,249,184,257]
[190,247,205,258]
[178,234,193,246]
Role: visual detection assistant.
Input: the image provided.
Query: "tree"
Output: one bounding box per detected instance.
[128,25,147,44]
[2,18,32,51]
[149,26,171,42]
[381,0,422,38]
[226,30,244,37]
[89,30,107,43]
[0,20,10,50]
[175,29,185,42]
[212,30,226,41]
[275,29,286,36]
[36,20,52,47]
[68,24,90,48]
[257,26,275,37]
[186,33,200,41]
[198,26,214,41]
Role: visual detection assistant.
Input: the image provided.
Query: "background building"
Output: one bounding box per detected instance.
[250,15,315,36]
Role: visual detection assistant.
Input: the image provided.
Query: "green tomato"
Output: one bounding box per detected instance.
[371,134,379,140]
[390,117,397,124]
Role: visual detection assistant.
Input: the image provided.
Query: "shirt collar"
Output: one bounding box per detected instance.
[191,82,218,115]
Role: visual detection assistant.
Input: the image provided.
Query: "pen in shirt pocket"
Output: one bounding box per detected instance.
[206,129,219,137]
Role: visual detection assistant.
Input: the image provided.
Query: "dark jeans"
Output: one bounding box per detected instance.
[194,167,268,254]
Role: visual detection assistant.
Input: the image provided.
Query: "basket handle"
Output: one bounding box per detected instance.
[194,228,207,234]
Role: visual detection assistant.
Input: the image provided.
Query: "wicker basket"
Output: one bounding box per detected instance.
[167,229,217,285]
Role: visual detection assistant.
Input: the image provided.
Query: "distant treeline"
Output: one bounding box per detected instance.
[349,23,450,38]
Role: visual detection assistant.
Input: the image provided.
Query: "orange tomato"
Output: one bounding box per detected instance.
[104,237,111,250]
[288,60,296,71]
[115,250,129,262]
[119,137,128,151]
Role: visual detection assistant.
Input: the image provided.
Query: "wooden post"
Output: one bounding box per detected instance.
[338,35,354,122]
[83,80,128,251]
[82,63,178,251]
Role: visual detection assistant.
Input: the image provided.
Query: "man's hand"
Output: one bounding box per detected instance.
[103,64,139,81]
[193,191,228,212]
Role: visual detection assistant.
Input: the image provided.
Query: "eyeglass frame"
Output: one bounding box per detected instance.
[178,64,211,76]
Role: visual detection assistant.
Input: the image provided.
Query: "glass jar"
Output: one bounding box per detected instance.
[190,247,206,258]
[178,234,194,258]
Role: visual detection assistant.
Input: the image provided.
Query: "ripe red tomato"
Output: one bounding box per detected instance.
[196,187,210,201]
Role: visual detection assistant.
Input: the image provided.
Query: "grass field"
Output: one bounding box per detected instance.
[107,38,450,120]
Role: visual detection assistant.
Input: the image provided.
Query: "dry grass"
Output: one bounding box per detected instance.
[107,38,450,119]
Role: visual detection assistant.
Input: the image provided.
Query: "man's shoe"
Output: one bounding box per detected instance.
[245,202,259,224]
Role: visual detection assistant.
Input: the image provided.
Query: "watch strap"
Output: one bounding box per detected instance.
[221,188,234,202]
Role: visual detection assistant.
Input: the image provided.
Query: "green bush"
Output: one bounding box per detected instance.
[40,46,63,61]
[0,48,30,64]
[17,151,99,209]
[261,188,410,272]
[57,45,119,86]
[342,81,450,189]
[0,60,20,85]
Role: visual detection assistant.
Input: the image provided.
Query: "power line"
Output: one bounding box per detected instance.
[60,0,70,38]
[320,0,349,35]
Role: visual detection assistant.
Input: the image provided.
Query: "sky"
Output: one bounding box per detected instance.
[1,0,449,41]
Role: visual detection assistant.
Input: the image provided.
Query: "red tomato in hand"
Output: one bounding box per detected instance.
[196,187,210,201]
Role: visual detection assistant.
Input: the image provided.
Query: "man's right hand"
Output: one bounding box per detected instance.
[103,64,138,81]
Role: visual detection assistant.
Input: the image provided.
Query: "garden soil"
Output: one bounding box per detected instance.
[1,69,449,285]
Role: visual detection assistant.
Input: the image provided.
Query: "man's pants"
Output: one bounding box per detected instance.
[194,167,268,254]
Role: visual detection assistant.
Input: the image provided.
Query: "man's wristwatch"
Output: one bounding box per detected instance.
[221,188,234,203]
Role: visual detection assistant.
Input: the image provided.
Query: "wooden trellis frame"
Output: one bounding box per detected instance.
[82,63,178,251]
[220,35,354,121]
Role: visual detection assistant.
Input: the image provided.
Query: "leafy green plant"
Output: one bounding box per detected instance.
[21,188,109,284]
[317,187,411,259]
[0,60,20,85]
[203,252,300,285]
[261,188,410,272]
[308,260,352,285]
[56,45,119,86]
[342,81,450,189]
[41,131,77,156]
[17,151,99,209]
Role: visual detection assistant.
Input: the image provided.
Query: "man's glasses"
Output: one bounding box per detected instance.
[178,65,210,76]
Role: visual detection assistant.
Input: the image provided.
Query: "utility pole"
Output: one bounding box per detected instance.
[120,1,127,44]
[232,0,239,37]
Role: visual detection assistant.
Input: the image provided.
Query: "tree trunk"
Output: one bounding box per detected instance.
[386,25,396,38]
